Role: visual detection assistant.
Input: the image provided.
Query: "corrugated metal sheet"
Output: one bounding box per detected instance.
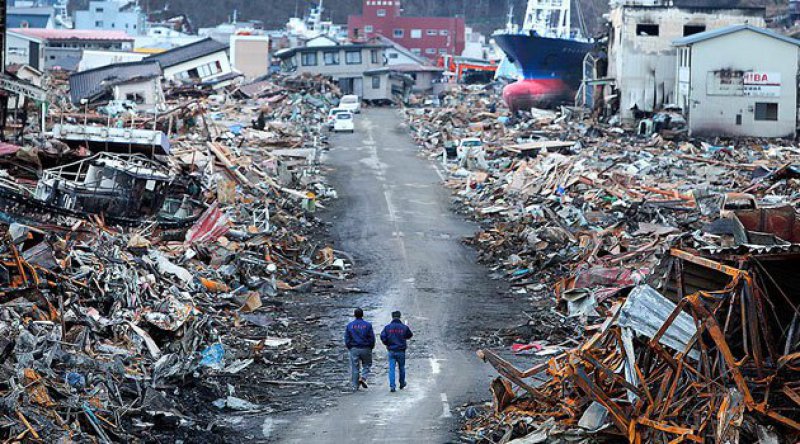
[147,38,228,69]
[69,60,161,103]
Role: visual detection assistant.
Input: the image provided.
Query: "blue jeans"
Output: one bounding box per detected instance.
[349,348,372,389]
[388,350,406,390]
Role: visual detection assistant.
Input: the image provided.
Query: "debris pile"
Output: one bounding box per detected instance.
[0,74,349,442]
[405,88,800,442]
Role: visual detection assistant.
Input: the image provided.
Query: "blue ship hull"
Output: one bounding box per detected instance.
[495,33,593,108]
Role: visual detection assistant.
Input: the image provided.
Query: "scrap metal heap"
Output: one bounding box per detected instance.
[406,86,800,443]
[0,73,348,441]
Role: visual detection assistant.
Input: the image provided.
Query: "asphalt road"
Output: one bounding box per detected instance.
[272,108,504,443]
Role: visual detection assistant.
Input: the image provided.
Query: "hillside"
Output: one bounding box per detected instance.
[73,0,778,37]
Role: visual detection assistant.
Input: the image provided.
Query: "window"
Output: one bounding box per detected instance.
[393,29,404,38]
[371,49,379,64]
[377,9,386,16]
[365,25,374,33]
[438,48,448,55]
[301,52,318,66]
[388,52,398,59]
[755,103,779,121]
[345,50,362,64]
[427,29,437,36]
[425,48,436,54]
[683,25,705,36]
[440,30,449,36]
[95,7,104,12]
[95,21,103,27]
[411,29,422,39]
[324,51,339,65]
[410,48,421,55]
[636,24,659,36]
[372,76,381,89]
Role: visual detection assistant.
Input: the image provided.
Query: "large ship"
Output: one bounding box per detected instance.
[494,0,593,111]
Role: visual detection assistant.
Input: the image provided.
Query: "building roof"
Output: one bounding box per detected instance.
[375,35,429,65]
[673,24,800,47]
[69,60,162,104]
[275,43,390,59]
[146,38,229,68]
[364,63,444,76]
[10,28,133,42]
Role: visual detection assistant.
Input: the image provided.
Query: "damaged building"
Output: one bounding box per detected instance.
[605,0,765,121]
[674,24,800,138]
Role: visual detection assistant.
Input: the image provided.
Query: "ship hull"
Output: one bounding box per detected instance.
[495,33,592,110]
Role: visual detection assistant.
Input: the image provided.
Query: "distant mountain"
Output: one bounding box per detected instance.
[71,0,776,37]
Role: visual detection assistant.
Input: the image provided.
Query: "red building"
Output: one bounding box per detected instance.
[347,0,465,61]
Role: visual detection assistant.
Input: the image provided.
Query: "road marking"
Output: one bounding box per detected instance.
[440,393,452,418]
[384,190,398,223]
[431,163,445,181]
[430,357,441,375]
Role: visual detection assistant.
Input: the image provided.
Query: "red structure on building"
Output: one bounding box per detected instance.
[347,0,465,60]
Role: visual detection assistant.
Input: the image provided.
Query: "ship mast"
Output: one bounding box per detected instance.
[522,0,571,39]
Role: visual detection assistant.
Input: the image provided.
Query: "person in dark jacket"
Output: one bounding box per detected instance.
[344,308,375,391]
[380,311,414,392]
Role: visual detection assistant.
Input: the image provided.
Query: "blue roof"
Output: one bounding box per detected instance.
[673,24,800,47]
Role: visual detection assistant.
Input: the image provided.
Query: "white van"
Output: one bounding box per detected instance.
[339,95,361,114]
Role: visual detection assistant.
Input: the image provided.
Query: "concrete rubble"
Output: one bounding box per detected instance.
[0,71,353,441]
[405,86,800,443]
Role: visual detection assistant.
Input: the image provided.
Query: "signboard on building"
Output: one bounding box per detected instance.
[707,71,781,97]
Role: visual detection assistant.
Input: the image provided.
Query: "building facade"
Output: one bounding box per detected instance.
[674,25,800,138]
[74,0,147,36]
[7,28,134,71]
[606,1,765,121]
[276,44,388,96]
[347,0,465,61]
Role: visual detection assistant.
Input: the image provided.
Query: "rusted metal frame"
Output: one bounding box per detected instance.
[657,357,685,422]
[688,294,756,406]
[687,298,714,382]
[635,417,703,443]
[754,405,800,431]
[751,280,779,367]
[675,256,685,300]
[782,386,800,407]
[741,282,765,372]
[573,365,630,434]
[475,349,555,404]
[751,257,800,347]
[718,288,739,375]
[670,248,744,278]
[581,303,622,352]
[576,351,644,398]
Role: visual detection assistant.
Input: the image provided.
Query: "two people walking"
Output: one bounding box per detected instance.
[344,308,413,392]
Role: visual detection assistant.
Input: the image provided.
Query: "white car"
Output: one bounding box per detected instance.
[456,138,484,159]
[338,95,361,114]
[333,112,355,133]
[326,108,348,129]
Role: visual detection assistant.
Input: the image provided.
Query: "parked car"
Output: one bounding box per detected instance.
[327,108,348,129]
[456,138,484,159]
[333,111,355,133]
[338,95,361,114]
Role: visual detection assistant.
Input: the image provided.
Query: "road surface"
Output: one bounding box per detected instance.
[272,108,505,443]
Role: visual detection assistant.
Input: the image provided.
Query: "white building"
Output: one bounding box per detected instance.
[74,0,147,36]
[147,38,235,87]
[606,1,765,121]
[674,25,800,138]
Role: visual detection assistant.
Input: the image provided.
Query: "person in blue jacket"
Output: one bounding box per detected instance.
[380,311,414,392]
[344,308,375,391]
